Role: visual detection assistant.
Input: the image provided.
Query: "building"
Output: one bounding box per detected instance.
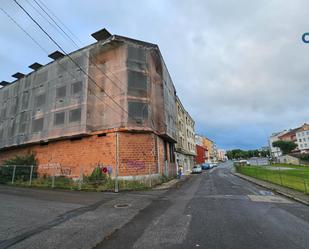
[278,127,300,142]
[195,134,216,163]
[269,130,287,158]
[195,144,207,164]
[216,149,227,161]
[296,123,309,153]
[175,96,196,174]
[0,29,178,180]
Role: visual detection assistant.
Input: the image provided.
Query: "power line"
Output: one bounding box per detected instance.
[0,6,126,124]
[13,0,140,123]
[30,0,125,93]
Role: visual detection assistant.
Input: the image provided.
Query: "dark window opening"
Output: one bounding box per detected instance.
[128,101,148,122]
[54,112,65,126]
[32,118,44,132]
[35,94,46,107]
[169,143,175,163]
[71,81,82,95]
[56,86,66,98]
[127,71,148,97]
[97,133,107,137]
[69,108,81,123]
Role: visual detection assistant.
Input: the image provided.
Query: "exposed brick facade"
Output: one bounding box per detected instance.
[0,131,176,179]
[195,144,207,164]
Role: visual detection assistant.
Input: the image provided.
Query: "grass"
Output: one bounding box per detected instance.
[236,163,309,194]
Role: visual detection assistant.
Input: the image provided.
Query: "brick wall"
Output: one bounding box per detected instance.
[0,131,176,178]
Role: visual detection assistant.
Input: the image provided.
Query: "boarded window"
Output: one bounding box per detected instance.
[128,46,146,62]
[54,112,65,125]
[32,118,44,132]
[19,112,28,133]
[0,108,6,120]
[128,101,148,121]
[9,121,16,137]
[71,81,82,95]
[127,71,147,97]
[35,71,48,84]
[69,108,81,123]
[56,86,66,98]
[35,93,46,107]
[21,92,29,110]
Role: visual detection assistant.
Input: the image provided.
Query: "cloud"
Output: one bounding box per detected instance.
[0,0,308,149]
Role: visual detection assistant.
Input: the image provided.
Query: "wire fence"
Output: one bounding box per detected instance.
[0,164,175,191]
[235,164,309,194]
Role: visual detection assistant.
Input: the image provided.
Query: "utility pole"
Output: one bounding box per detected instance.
[115,132,119,193]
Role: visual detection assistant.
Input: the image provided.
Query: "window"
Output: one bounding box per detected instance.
[128,101,148,122]
[54,112,65,125]
[56,86,66,98]
[71,81,82,95]
[35,93,46,107]
[69,108,81,123]
[32,118,44,132]
[127,71,148,97]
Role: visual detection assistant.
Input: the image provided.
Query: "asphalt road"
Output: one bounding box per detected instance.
[98,161,309,249]
[1,162,309,249]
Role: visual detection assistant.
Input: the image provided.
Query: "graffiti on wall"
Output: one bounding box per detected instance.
[39,163,72,177]
[126,160,145,170]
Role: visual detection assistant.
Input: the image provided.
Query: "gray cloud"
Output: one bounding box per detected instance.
[0,0,308,149]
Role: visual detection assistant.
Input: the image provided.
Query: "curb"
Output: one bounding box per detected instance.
[233,172,309,206]
[154,174,193,190]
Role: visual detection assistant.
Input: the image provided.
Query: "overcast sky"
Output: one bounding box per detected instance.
[0,0,308,150]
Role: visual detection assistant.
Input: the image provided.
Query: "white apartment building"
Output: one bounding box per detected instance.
[269,130,287,158]
[296,124,309,153]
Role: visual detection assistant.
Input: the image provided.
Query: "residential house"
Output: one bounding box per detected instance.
[296,123,309,153]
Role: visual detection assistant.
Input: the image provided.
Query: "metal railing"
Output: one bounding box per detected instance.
[0,164,175,191]
[236,164,309,194]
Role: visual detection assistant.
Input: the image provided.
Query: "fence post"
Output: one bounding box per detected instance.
[29,165,34,186]
[78,167,83,191]
[278,166,283,186]
[302,171,307,194]
[11,165,16,184]
[52,166,55,188]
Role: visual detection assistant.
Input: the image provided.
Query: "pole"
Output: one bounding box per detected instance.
[11,165,16,184]
[78,166,83,190]
[29,165,33,186]
[115,132,119,193]
[278,166,283,186]
[52,166,55,188]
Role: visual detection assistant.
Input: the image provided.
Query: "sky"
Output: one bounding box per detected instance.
[0,0,308,150]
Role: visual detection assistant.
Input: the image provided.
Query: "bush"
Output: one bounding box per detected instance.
[87,167,108,183]
[0,154,37,183]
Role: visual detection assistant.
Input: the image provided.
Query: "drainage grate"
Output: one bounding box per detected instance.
[114,203,131,208]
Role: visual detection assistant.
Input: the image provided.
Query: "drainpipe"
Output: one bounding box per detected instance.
[115,132,119,193]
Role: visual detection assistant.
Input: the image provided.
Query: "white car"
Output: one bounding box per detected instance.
[191,165,202,174]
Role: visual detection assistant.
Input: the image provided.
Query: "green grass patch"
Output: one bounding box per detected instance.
[236,165,309,194]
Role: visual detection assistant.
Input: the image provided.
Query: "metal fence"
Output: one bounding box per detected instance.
[236,165,309,194]
[0,164,170,191]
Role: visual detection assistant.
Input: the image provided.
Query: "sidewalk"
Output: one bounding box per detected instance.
[154,174,192,190]
[234,172,309,206]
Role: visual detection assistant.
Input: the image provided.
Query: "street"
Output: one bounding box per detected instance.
[1,162,309,249]
[98,162,309,249]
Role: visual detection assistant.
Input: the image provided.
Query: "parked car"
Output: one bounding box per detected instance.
[192,165,202,174]
[201,163,210,170]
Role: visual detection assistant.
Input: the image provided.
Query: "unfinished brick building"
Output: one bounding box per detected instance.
[0,29,177,179]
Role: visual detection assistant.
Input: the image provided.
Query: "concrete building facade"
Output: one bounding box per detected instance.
[175,96,196,174]
[0,29,178,179]
[296,123,309,153]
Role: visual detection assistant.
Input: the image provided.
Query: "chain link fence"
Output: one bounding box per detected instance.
[235,164,309,194]
[0,164,171,191]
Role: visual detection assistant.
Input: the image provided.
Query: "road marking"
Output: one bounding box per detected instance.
[248,195,293,204]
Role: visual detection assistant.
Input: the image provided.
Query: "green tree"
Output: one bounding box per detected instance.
[272,141,297,155]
